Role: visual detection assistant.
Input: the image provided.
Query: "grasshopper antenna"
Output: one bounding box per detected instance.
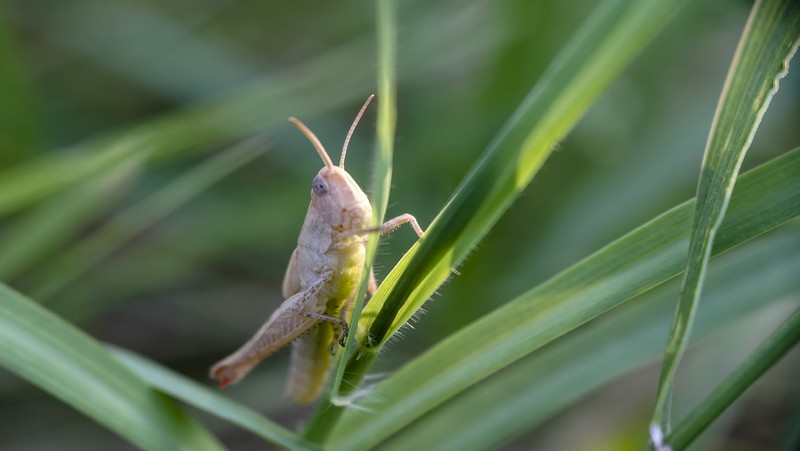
[340,94,374,169]
[289,117,335,170]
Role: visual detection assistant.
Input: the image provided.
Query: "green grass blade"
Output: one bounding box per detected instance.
[358,0,688,348]
[372,0,397,242]
[0,283,223,451]
[652,0,800,433]
[304,1,399,439]
[381,227,800,451]
[326,148,800,450]
[28,137,268,301]
[322,0,397,409]
[666,306,800,450]
[110,347,317,451]
[306,0,690,441]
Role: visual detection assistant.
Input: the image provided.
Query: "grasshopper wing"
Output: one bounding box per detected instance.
[282,248,302,298]
[285,324,335,404]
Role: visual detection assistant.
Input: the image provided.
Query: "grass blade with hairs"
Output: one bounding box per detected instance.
[304,0,690,441]
[323,0,399,407]
[325,148,800,450]
[651,0,800,434]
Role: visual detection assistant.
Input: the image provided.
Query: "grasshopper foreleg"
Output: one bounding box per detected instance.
[379,213,424,237]
[348,213,425,238]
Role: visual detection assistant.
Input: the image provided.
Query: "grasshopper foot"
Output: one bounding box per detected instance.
[301,311,349,349]
[211,362,250,389]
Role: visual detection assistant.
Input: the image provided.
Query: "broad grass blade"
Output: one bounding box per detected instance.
[0,283,224,451]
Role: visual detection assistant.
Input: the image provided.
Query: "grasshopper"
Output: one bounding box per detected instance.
[210,95,424,404]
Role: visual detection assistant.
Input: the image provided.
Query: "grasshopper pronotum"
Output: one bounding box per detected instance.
[210,95,423,404]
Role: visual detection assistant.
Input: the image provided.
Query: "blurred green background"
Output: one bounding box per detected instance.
[0,0,798,449]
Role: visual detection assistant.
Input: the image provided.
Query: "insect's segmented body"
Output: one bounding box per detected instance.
[281,165,372,403]
[211,95,423,404]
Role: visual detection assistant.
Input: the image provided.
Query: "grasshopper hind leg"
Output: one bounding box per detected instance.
[210,276,329,388]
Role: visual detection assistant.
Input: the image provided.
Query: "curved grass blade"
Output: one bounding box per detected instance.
[379,228,800,451]
[651,0,800,434]
[0,283,223,451]
[110,347,318,451]
[28,137,268,301]
[665,306,800,450]
[325,148,800,450]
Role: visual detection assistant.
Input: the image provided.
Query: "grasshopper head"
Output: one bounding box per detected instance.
[309,166,371,231]
[289,95,375,232]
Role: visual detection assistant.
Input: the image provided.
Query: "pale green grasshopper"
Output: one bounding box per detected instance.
[210,96,423,404]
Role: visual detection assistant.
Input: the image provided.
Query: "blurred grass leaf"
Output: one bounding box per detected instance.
[110,347,316,451]
[43,0,259,101]
[0,136,154,217]
[652,0,800,432]
[0,157,142,281]
[325,148,800,450]
[0,4,494,217]
[0,4,40,163]
[0,282,224,451]
[28,137,268,301]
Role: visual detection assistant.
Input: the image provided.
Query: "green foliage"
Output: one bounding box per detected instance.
[0,283,224,451]
[380,227,800,450]
[111,347,317,451]
[323,149,800,450]
[0,0,797,450]
[667,305,800,450]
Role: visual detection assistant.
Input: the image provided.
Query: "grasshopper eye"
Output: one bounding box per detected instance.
[312,176,329,196]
